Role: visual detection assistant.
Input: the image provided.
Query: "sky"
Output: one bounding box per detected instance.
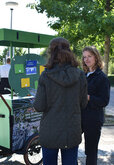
[0,0,57,54]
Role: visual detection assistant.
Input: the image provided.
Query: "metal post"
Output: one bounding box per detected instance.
[10,8,13,29]
[6,1,18,58]
[10,42,13,99]
[5,1,19,102]
[28,48,30,54]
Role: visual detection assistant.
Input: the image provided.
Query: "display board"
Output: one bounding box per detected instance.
[9,54,46,97]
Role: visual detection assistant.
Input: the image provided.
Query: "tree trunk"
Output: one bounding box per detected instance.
[103,0,111,75]
[103,35,110,75]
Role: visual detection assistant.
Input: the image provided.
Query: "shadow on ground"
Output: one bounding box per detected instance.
[78,150,114,165]
[0,156,25,165]
[0,161,25,165]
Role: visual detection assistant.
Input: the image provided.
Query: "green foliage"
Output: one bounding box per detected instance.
[30,0,113,48]
[109,61,114,74]
[0,47,27,64]
[108,75,114,86]
[39,48,47,56]
[14,48,26,56]
[28,0,114,74]
[33,0,114,36]
[0,48,9,63]
[1,47,26,57]
[2,47,9,58]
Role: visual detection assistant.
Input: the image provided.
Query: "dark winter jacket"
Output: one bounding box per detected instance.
[81,68,110,126]
[33,64,88,149]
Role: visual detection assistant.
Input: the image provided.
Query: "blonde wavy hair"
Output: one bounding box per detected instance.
[82,46,103,73]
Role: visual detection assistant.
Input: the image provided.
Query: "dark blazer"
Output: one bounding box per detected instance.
[33,64,88,149]
[81,67,110,126]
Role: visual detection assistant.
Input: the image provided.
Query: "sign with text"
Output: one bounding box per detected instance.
[26,67,37,75]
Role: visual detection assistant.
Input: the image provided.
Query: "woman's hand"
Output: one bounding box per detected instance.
[87,95,90,101]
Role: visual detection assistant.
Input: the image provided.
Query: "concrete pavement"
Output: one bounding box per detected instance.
[105,87,114,116]
[0,87,114,164]
[77,88,114,164]
[78,126,114,165]
[0,126,114,165]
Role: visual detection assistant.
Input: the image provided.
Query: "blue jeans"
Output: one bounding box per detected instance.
[42,146,78,165]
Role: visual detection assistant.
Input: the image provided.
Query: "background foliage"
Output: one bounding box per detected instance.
[28,0,114,74]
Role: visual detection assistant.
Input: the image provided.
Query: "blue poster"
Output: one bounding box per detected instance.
[26,67,37,75]
[26,60,37,67]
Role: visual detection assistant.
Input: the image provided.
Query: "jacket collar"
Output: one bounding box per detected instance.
[94,67,102,75]
[86,67,101,77]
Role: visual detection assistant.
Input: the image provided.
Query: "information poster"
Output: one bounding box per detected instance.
[26,60,37,75]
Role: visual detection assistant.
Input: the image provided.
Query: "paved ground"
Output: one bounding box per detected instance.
[0,126,114,165]
[78,126,114,165]
[0,87,114,165]
[106,87,114,116]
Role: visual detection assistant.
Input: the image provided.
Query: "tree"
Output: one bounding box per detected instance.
[0,47,27,64]
[14,47,26,56]
[0,47,9,64]
[28,0,114,74]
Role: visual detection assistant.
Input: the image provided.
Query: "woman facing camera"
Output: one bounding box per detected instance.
[81,46,110,165]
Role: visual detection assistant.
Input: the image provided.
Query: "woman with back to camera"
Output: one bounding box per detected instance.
[81,46,110,165]
[33,37,88,165]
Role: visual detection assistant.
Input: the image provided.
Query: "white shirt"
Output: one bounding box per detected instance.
[86,70,95,77]
[0,64,11,78]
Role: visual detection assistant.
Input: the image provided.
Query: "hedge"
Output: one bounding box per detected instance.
[108,76,114,87]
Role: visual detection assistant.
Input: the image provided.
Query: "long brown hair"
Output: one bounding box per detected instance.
[82,46,103,73]
[45,37,79,69]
